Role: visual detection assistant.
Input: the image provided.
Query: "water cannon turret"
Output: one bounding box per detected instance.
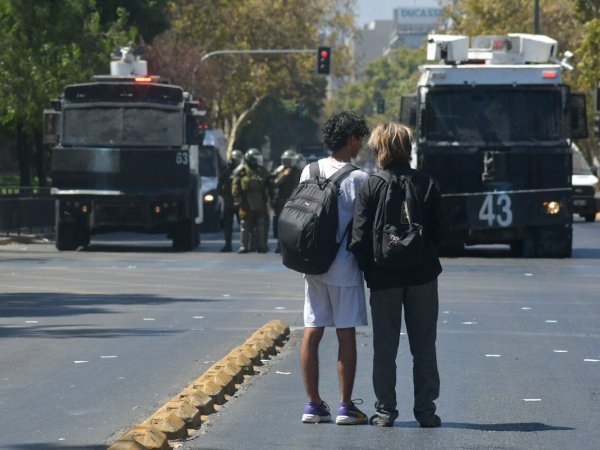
[427,35,469,64]
[426,33,561,66]
[110,46,147,76]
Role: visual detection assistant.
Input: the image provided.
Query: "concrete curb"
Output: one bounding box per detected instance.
[107,320,290,450]
[0,233,52,245]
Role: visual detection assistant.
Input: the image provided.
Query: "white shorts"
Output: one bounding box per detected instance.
[304,277,368,328]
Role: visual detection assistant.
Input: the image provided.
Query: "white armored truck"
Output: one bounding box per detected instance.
[45,48,207,251]
[400,34,588,257]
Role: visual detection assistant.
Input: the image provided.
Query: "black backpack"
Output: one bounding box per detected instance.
[372,170,426,268]
[278,161,358,274]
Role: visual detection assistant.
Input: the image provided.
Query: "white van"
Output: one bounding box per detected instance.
[572,145,600,222]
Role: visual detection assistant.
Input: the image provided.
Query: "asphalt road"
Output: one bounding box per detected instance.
[0,219,599,450]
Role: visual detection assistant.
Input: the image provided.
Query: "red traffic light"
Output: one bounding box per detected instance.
[317,46,331,75]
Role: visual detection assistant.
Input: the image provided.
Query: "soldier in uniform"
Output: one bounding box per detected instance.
[232,148,272,253]
[217,149,244,252]
[271,149,301,253]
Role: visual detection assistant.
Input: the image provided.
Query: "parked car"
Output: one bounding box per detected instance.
[572,145,600,222]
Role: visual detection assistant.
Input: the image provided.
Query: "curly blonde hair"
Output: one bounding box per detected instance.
[368,122,413,169]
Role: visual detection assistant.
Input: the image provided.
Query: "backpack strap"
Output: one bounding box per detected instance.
[328,163,359,188]
[308,161,320,179]
[309,161,359,189]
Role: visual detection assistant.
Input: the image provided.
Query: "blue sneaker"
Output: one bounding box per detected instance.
[302,401,331,423]
[336,399,368,425]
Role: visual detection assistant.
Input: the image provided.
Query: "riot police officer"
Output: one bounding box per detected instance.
[217,149,244,252]
[232,148,271,253]
[271,149,301,252]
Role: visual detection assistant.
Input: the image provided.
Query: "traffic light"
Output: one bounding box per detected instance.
[376,98,385,114]
[594,115,600,137]
[317,46,331,75]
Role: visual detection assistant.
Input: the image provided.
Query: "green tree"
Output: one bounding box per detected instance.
[0,0,161,185]
[147,0,357,156]
[326,46,424,122]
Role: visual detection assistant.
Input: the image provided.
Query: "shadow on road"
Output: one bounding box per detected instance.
[0,291,224,323]
[395,421,575,431]
[8,445,105,450]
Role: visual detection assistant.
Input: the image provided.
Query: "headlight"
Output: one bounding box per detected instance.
[204,193,215,202]
[542,201,560,215]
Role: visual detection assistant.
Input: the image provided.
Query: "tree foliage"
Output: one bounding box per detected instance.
[325,46,424,123]
[146,0,357,155]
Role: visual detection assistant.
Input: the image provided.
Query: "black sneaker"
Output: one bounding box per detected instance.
[369,410,398,427]
[220,245,232,253]
[418,414,441,428]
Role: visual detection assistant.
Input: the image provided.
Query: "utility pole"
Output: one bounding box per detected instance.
[534,0,540,34]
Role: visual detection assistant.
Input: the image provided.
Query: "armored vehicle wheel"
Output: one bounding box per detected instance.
[172,219,197,251]
[584,214,596,222]
[523,226,572,258]
[55,221,80,251]
[438,232,464,257]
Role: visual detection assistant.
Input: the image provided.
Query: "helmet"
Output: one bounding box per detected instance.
[245,148,263,167]
[281,149,297,168]
[228,149,244,170]
[295,153,307,170]
[230,149,244,165]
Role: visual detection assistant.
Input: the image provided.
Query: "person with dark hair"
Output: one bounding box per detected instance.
[350,122,448,428]
[300,111,370,425]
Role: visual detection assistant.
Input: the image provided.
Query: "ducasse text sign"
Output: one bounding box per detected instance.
[394,7,443,26]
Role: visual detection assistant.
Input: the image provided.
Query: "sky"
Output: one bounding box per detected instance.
[355,0,443,27]
[355,0,399,26]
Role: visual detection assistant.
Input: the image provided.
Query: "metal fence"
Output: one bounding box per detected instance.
[0,186,54,235]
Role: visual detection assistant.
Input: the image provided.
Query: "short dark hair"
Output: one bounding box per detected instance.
[322,111,369,152]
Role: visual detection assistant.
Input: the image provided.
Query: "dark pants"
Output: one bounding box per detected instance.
[370,279,440,422]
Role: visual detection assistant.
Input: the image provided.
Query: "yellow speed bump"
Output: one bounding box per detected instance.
[232,344,261,367]
[191,378,225,404]
[268,320,290,337]
[108,321,289,449]
[200,369,235,396]
[160,400,202,429]
[175,388,214,415]
[144,411,188,440]
[223,350,254,375]
[211,360,244,384]
[107,440,149,450]
[119,425,169,450]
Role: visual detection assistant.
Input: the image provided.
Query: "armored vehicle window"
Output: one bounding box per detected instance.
[198,146,219,177]
[424,88,563,143]
[62,107,183,147]
[572,149,593,175]
[64,83,183,104]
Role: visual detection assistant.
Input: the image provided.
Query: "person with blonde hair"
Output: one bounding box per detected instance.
[350,122,448,428]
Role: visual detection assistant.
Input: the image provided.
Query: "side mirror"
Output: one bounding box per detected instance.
[591,166,598,177]
[186,113,207,145]
[43,109,60,145]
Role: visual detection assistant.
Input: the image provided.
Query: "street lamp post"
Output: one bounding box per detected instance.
[190,49,317,96]
[534,0,540,34]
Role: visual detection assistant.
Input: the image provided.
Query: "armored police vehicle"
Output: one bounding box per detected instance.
[400,34,588,257]
[198,129,227,232]
[44,48,207,251]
